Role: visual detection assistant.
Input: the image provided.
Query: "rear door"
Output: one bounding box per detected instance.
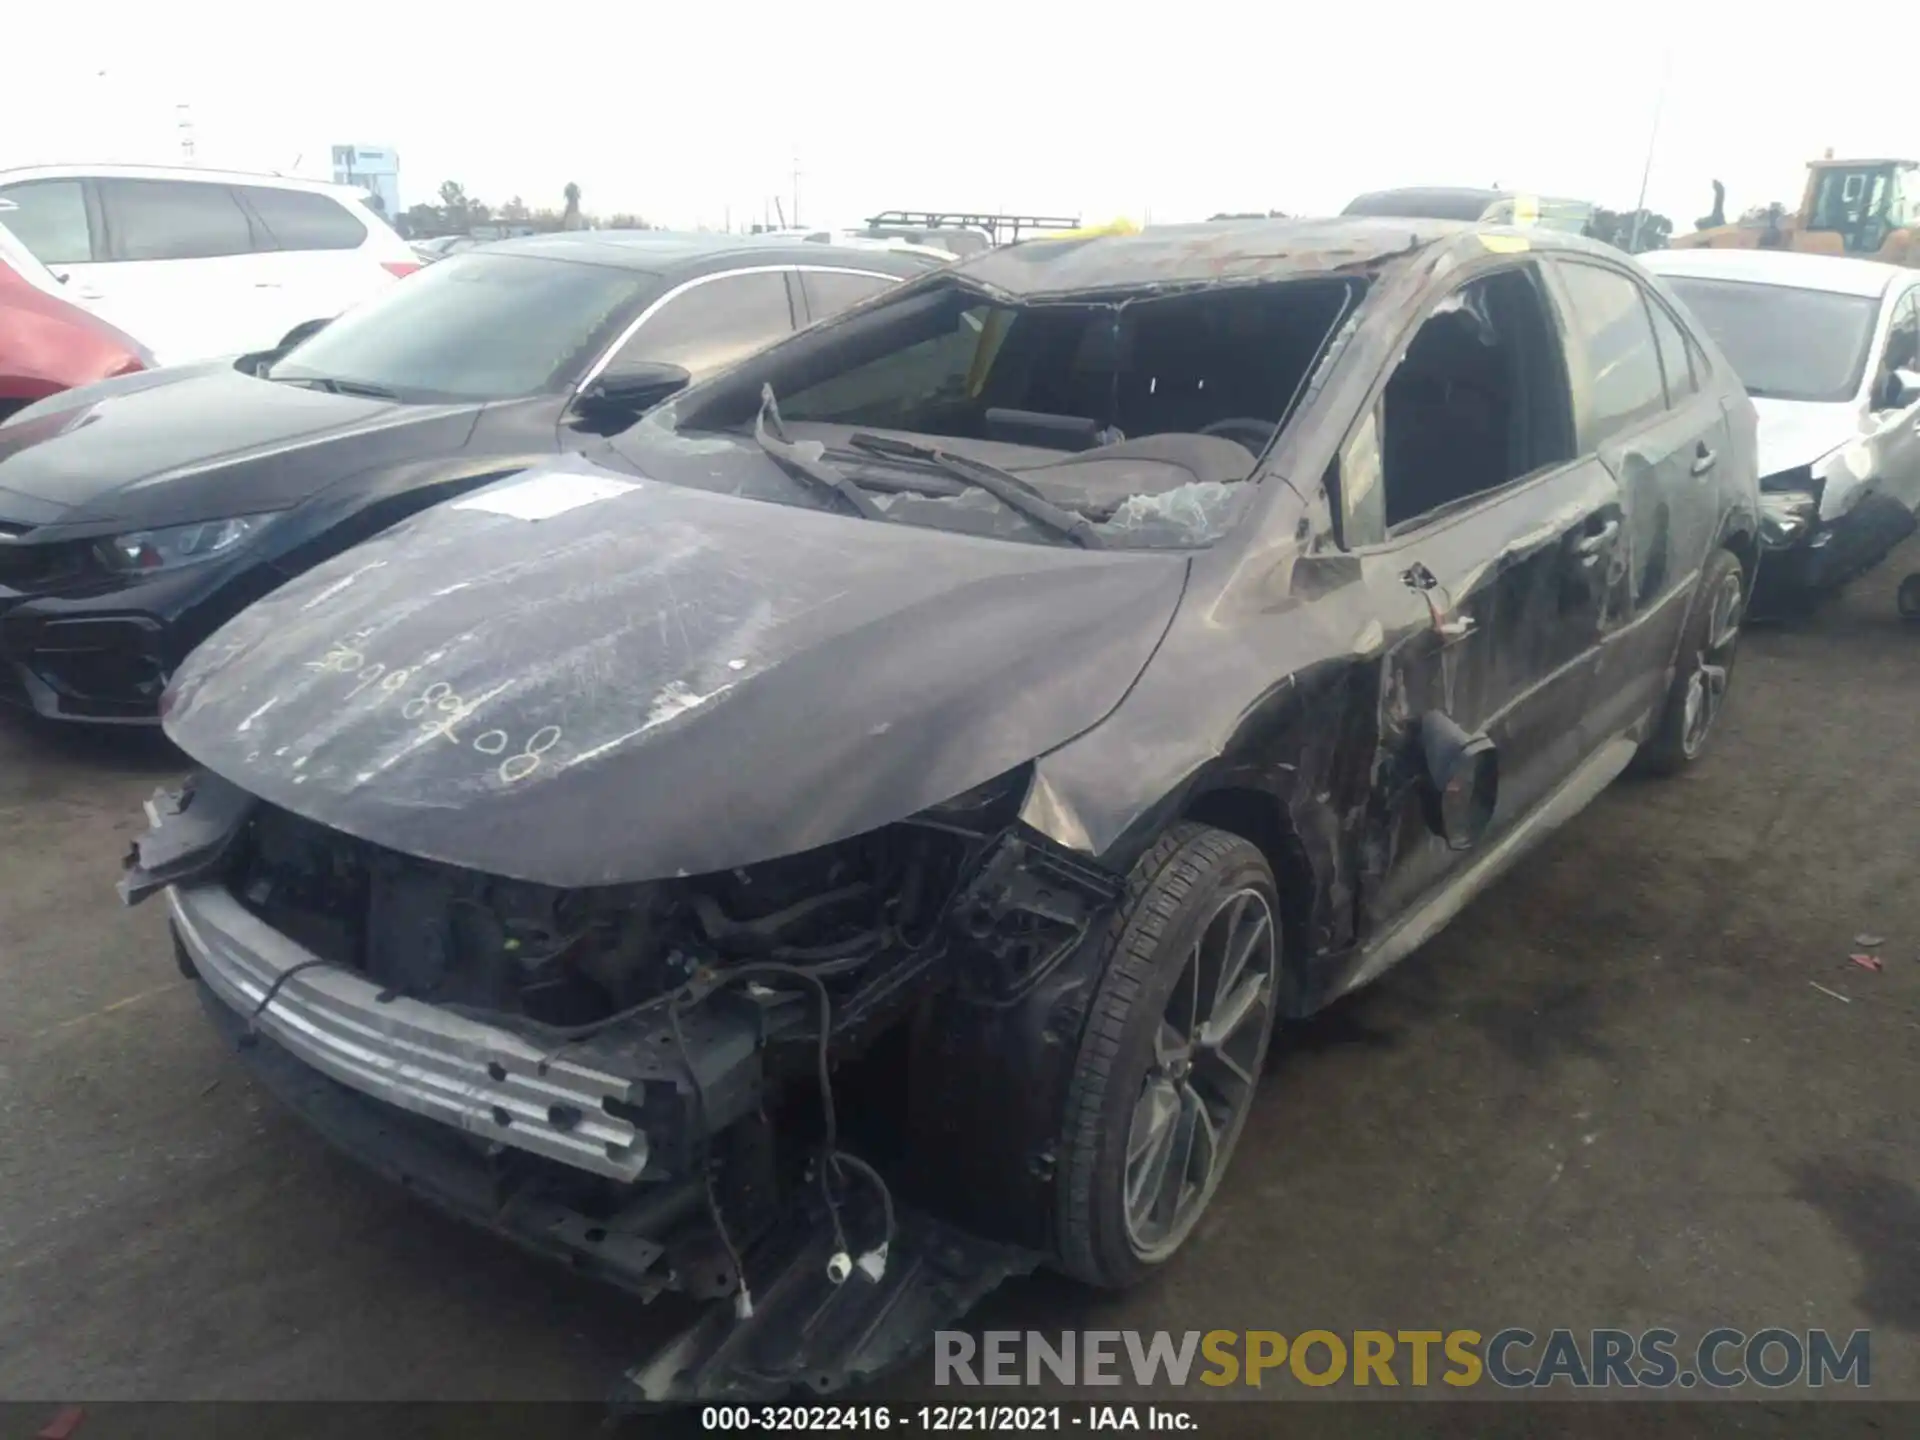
[1338,257,1628,931]
[1545,257,1725,742]
[92,177,275,361]
[235,184,388,337]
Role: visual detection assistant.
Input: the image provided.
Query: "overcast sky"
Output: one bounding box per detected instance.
[2,1,1901,234]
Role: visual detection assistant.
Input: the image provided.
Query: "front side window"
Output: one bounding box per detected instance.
[1369,266,1576,535]
[242,186,367,252]
[1553,261,1669,446]
[101,179,255,261]
[625,271,796,378]
[0,180,92,265]
[1661,275,1879,404]
[1882,292,1919,375]
[1871,291,1920,410]
[268,252,646,401]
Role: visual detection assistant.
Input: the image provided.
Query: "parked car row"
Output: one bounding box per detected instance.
[1641,246,1920,610]
[25,212,1789,1405]
[0,217,153,425]
[0,163,419,365]
[0,233,931,721]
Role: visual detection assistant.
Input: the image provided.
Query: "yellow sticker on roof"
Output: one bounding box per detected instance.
[1512,195,1541,227]
[1478,233,1532,253]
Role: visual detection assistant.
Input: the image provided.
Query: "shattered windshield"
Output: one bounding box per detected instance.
[1663,277,1878,404]
[643,275,1359,550]
[268,253,649,402]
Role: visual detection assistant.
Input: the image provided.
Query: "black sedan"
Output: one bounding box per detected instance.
[125,218,1760,1401]
[0,233,934,722]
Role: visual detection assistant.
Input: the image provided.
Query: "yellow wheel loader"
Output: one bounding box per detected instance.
[1672,157,1920,266]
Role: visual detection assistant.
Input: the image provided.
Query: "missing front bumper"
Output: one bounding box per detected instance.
[172,882,655,1180]
[201,977,1037,1403]
[133,772,1105,1404]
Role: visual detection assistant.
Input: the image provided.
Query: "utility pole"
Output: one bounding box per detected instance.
[792,149,803,229]
[175,102,196,164]
[1626,48,1674,253]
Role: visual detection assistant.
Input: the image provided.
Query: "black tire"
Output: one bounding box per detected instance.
[1637,547,1746,777]
[1054,823,1280,1289]
[1897,572,1920,620]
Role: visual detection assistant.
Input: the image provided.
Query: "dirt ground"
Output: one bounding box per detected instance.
[1,541,1915,1434]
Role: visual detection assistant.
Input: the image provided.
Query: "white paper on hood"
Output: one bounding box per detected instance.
[451,471,639,522]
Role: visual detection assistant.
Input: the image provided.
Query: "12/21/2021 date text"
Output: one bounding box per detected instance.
[700,1405,1200,1431]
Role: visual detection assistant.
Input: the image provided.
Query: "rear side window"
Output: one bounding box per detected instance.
[800,269,896,323]
[1553,260,1669,445]
[629,271,796,377]
[101,179,253,261]
[241,186,367,252]
[0,179,92,265]
[1646,297,1698,401]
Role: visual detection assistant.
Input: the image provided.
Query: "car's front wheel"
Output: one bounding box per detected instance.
[1897,571,1920,620]
[1054,824,1280,1289]
[1637,547,1746,776]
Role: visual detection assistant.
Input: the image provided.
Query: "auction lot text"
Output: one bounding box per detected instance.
[932,1327,1871,1390]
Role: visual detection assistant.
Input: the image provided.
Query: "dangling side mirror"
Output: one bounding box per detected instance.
[1417,710,1499,851]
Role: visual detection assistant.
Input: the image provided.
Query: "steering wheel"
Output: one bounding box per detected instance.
[1198,417,1279,452]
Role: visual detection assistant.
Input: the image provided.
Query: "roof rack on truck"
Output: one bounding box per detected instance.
[863,211,1081,245]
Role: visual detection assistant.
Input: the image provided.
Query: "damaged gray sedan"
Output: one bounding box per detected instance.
[122,217,1761,1404]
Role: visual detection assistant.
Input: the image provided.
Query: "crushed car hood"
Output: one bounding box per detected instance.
[1754,397,1857,479]
[163,460,1188,887]
[0,365,482,531]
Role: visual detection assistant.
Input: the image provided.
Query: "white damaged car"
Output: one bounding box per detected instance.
[1642,247,1920,609]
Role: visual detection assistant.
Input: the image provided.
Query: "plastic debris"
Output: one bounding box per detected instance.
[1852,933,1885,948]
[1848,953,1883,973]
[36,1407,85,1440]
[1809,981,1852,1003]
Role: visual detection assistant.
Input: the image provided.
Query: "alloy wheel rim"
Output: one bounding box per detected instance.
[1681,568,1744,759]
[1121,886,1278,1261]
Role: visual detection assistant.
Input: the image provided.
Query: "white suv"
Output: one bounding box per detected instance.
[0,164,420,364]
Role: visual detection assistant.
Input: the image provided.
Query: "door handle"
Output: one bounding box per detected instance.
[1573,518,1620,562]
[1691,447,1718,475]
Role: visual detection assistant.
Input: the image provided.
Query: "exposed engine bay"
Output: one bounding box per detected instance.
[124,765,1123,1403]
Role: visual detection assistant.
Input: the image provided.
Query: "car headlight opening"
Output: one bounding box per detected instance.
[95,514,277,575]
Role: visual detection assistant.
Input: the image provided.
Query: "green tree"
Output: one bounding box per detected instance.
[1585,207,1672,253]
[501,195,530,223]
[562,182,584,231]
